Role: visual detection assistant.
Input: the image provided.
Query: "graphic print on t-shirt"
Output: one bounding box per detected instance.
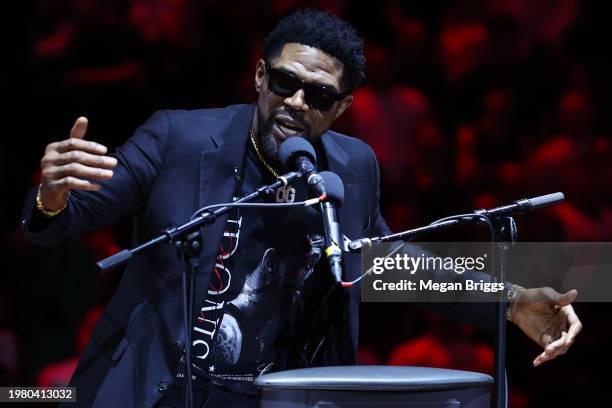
[177,147,325,395]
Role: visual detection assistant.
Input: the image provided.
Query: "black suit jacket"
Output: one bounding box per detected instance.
[22,103,496,407]
[21,104,393,407]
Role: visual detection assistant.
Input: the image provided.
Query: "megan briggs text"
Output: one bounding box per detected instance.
[373,279,505,293]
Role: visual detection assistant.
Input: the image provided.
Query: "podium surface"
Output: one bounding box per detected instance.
[254,365,493,408]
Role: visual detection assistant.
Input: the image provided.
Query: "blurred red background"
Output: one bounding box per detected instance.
[2,1,611,407]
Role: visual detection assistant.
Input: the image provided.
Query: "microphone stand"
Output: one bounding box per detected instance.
[348,192,563,253]
[347,217,471,252]
[490,216,517,408]
[97,172,300,271]
[96,172,300,408]
[348,204,547,408]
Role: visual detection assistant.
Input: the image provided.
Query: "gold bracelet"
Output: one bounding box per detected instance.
[36,185,69,217]
[505,284,524,321]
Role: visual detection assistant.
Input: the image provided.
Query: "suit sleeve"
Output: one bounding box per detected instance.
[363,145,496,332]
[21,110,171,246]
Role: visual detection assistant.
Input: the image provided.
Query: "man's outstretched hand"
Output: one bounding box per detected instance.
[39,117,117,211]
[511,287,582,367]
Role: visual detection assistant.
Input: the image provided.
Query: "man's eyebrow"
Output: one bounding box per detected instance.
[277,66,340,92]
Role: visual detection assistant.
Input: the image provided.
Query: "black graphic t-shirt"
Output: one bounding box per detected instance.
[176,141,325,395]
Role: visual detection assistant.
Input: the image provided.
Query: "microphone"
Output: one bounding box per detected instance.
[347,192,565,252]
[318,171,345,283]
[475,192,565,218]
[279,137,326,197]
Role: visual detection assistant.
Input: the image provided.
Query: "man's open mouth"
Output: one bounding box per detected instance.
[274,117,306,136]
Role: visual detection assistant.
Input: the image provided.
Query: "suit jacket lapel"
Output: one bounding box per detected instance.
[198,104,254,213]
[194,104,254,317]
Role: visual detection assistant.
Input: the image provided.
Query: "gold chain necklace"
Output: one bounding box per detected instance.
[250,128,280,179]
[249,128,297,203]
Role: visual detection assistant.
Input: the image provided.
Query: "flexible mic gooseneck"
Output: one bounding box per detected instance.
[318,171,345,284]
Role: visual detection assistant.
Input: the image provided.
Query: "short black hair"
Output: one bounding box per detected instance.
[263,9,366,92]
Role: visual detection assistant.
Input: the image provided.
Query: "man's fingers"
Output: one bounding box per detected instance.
[45,141,61,154]
[56,137,108,155]
[534,351,551,366]
[544,331,566,350]
[54,150,118,169]
[534,349,564,366]
[545,331,570,356]
[70,116,89,139]
[37,117,113,204]
[534,332,569,366]
[564,307,583,346]
[534,287,577,305]
[554,289,578,307]
[48,162,114,180]
[52,176,101,191]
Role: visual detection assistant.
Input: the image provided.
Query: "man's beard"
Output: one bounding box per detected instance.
[259,126,281,162]
[256,110,281,162]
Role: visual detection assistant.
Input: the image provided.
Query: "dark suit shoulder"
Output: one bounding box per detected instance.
[327,130,374,156]
[325,129,378,164]
[160,104,250,122]
[148,104,251,150]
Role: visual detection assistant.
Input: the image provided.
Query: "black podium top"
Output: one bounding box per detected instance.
[254,366,493,392]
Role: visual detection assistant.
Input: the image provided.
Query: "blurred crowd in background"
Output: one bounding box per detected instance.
[2,0,611,406]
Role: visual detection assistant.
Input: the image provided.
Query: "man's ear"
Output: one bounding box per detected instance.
[333,94,353,121]
[255,59,266,93]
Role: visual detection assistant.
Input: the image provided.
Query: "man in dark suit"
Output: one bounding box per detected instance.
[22,10,581,408]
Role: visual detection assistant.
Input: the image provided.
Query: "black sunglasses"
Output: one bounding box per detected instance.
[264,62,347,111]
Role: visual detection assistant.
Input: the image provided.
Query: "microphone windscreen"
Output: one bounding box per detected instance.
[319,171,344,207]
[528,192,565,209]
[279,137,317,169]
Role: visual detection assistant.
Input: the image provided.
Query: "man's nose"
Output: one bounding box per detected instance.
[284,89,310,112]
